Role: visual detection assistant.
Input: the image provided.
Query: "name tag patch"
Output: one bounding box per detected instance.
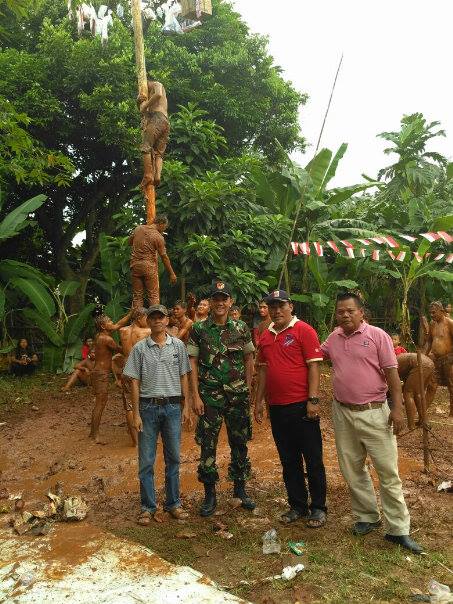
[283,334,295,347]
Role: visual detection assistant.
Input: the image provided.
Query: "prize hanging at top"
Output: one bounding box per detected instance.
[70,0,212,42]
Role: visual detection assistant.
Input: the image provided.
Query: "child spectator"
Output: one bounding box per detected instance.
[391,333,407,355]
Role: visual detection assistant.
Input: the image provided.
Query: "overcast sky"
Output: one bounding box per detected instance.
[230,0,453,186]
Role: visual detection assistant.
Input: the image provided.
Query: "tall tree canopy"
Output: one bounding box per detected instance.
[0,0,306,307]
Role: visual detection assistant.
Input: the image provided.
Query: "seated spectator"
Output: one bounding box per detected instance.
[61,349,95,392]
[81,337,94,359]
[391,333,407,356]
[10,338,39,376]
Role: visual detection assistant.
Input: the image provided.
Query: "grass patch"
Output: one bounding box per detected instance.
[0,372,59,412]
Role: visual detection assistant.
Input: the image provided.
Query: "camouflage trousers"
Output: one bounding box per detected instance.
[195,391,252,484]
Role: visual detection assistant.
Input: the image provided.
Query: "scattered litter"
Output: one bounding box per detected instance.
[175,530,197,539]
[405,556,412,562]
[213,520,228,532]
[229,498,242,509]
[0,421,6,426]
[288,541,305,556]
[62,497,89,521]
[18,571,36,587]
[11,484,89,536]
[215,530,233,540]
[213,509,226,516]
[280,564,305,580]
[428,579,453,603]
[437,481,452,493]
[262,528,281,554]
[31,405,39,411]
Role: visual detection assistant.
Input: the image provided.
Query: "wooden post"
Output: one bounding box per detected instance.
[131,0,156,224]
[416,348,430,473]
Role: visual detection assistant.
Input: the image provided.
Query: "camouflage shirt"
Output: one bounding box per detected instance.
[187,317,255,398]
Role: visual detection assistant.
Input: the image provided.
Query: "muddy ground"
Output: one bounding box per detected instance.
[0,371,452,603]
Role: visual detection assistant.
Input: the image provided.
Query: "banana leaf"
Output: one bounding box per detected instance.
[11,277,55,317]
[63,303,96,345]
[22,308,63,347]
[0,195,46,242]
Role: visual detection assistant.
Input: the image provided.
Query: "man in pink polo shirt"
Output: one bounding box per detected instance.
[254,290,327,528]
[322,292,423,554]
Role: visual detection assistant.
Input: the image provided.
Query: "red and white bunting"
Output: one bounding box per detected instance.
[291,242,299,255]
[340,240,354,248]
[434,253,445,261]
[400,234,417,242]
[382,235,399,248]
[396,251,406,262]
[313,242,324,257]
[387,250,396,260]
[327,241,340,254]
[446,253,453,264]
[370,237,385,245]
[372,250,380,261]
[346,248,355,259]
[420,232,441,242]
[356,239,371,246]
[360,248,366,257]
[438,231,453,244]
[299,242,310,255]
[413,252,422,263]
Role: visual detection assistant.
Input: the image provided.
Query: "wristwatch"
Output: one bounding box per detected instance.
[308,397,320,405]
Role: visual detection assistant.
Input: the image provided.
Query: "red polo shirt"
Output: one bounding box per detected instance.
[258,317,323,405]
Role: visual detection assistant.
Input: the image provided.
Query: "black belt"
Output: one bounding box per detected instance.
[140,396,181,405]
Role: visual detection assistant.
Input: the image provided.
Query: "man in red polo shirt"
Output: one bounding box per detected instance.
[254,290,327,527]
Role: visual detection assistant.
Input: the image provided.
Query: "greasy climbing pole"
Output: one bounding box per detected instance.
[131,0,156,225]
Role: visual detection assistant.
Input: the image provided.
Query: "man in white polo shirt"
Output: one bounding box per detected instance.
[322,292,423,554]
[124,304,191,525]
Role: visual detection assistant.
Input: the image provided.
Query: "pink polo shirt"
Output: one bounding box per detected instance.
[321,322,397,405]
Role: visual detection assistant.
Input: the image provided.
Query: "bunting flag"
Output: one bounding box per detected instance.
[381,235,399,248]
[438,231,453,243]
[421,232,441,242]
[313,242,324,257]
[290,230,452,264]
[299,242,310,255]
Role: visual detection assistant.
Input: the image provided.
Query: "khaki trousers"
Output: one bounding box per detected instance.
[332,400,410,536]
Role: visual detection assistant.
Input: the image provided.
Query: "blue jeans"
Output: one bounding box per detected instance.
[138,399,182,513]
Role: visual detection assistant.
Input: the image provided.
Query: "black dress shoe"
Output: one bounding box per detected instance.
[384,534,424,554]
[352,520,382,535]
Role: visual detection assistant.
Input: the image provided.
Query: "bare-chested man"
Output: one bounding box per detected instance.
[61,349,95,392]
[172,300,193,345]
[137,77,169,187]
[193,298,210,322]
[252,299,272,347]
[425,301,453,417]
[129,214,177,308]
[115,308,152,446]
[397,353,436,430]
[89,312,131,443]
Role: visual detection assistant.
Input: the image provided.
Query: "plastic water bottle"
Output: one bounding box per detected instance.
[262,528,281,554]
[428,580,452,603]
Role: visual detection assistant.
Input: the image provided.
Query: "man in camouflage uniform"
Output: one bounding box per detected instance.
[188,280,256,516]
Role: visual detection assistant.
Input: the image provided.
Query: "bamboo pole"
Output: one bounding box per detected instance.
[131,0,156,224]
[416,348,430,473]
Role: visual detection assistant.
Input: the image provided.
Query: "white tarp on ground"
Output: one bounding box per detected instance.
[0,523,247,603]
